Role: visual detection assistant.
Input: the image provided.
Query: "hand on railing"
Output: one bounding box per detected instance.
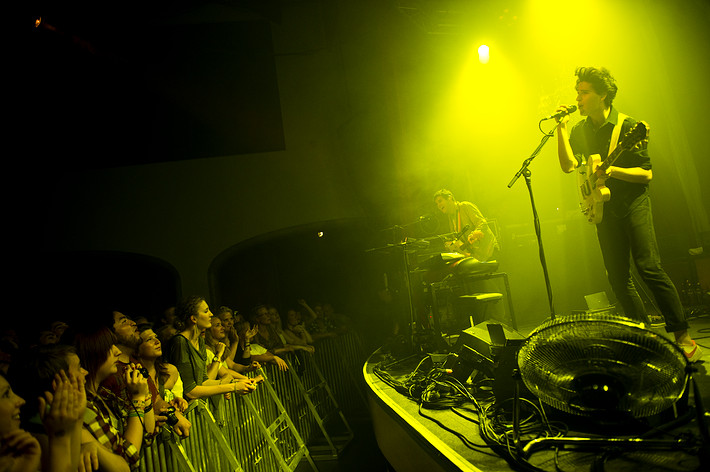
[272,356,289,372]
[232,379,257,395]
[169,397,189,413]
[168,410,192,439]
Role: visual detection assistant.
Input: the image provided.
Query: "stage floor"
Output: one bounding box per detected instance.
[364,309,710,472]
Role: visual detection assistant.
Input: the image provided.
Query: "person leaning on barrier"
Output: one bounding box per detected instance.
[135,326,189,414]
[281,306,315,351]
[219,314,262,373]
[250,305,295,357]
[298,299,338,342]
[214,306,240,349]
[205,317,264,384]
[269,305,314,354]
[235,319,289,372]
[167,296,257,400]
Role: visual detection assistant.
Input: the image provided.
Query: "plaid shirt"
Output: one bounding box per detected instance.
[83,389,141,469]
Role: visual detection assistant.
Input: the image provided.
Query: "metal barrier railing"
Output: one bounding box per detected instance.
[137,331,365,472]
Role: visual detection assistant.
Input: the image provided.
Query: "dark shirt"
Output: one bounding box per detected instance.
[253,324,285,351]
[167,334,207,396]
[569,107,651,220]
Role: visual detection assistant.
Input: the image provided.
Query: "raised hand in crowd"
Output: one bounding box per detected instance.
[38,369,85,472]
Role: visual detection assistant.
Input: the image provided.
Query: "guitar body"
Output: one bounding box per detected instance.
[446,229,485,258]
[576,121,650,225]
[578,153,610,224]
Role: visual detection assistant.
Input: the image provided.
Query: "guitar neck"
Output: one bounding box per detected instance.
[590,144,627,185]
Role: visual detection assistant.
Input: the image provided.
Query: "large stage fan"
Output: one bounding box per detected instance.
[517,313,687,419]
[514,313,708,463]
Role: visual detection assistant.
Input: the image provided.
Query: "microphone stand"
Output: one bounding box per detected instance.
[507,120,560,320]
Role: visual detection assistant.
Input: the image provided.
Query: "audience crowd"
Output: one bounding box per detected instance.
[0,295,352,471]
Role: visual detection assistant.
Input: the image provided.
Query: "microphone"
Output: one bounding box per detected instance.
[543,105,577,120]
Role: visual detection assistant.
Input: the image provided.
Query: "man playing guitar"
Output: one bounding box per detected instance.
[434,189,499,262]
[555,66,701,362]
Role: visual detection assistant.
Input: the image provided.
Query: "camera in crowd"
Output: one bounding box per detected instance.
[165,406,179,426]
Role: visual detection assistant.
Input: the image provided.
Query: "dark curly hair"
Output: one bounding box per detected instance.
[575,67,618,108]
[433,189,455,202]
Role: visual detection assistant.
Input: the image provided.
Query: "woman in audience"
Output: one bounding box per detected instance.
[218,308,259,368]
[271,306,314,354]
[250,305,297,357]
[135,327,188,413]
[8,343,86,472]
[215,306,240,350]
[0,372,42,472]
[167,296,256,401]
[75,325,154,471]
[205,318,262,383]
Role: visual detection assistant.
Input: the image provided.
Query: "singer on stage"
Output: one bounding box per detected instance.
[434,189,499,262]
[555,66,701,362]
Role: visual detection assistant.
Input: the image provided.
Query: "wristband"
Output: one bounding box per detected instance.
[131,399,146,410]
[128,410,145,419]
[143,402,153,413]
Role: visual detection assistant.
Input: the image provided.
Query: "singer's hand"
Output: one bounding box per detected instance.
[554,105,573,125]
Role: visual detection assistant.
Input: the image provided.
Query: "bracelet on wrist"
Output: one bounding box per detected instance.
[131,399,146,410]
[143,402,153,413]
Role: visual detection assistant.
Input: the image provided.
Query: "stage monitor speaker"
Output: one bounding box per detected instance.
[446,321,529,402]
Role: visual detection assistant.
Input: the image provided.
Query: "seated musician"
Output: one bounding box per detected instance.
[434,189,499,262]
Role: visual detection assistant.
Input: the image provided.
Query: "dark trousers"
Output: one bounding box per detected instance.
[596,197,688,333]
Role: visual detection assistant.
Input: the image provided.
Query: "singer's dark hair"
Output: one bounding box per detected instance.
[433,189,455,201]
[575,67,617,107]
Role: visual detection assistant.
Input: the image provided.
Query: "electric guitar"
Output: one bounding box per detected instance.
[446,226,485,257]
[578,121,650,224]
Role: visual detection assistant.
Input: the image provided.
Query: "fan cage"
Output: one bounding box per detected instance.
[517,313,688,418]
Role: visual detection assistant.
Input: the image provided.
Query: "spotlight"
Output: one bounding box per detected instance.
[317,231,324,238]
[478,45,490,64]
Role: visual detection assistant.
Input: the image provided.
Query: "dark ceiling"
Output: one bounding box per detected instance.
[24,1,285,170]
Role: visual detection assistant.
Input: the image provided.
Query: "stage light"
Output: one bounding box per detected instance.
[317,231,324,238]
[478,45,490,64]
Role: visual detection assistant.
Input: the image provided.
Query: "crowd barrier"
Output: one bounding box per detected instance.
[137,332,366,472]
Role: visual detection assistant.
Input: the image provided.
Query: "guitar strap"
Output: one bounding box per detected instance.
[608,112,628,157]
